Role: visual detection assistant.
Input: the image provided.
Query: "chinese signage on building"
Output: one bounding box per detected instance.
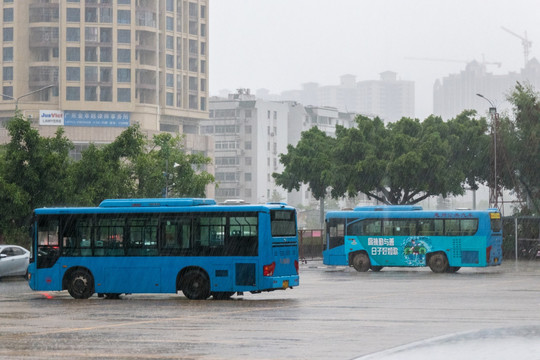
[39,110,130,127]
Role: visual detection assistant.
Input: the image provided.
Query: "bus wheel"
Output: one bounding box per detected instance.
[371,266,384,272]
[67,270,94,299]
[182,270,210,300]
[446,266,461,273]
[351,252,371,272]
[212,292,235,300]
[104,293,121,299]
[428,253,449,273]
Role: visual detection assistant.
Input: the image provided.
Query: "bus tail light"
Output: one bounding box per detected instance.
[263,262,276,276]
[294,260,299,274]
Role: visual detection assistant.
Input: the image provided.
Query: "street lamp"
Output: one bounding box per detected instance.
[476,93,499,210]
[0,84,55,112]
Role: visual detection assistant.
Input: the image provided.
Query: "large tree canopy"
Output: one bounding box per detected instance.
[274,113,491,205]
[505,82,540,213]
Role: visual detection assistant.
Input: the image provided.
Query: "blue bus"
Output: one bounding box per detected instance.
[27,198,299,300]
[323,205,502,273]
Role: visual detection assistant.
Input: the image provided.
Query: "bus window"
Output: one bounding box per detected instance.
[96,217,125,256]
[363,219,382,236]
[327,218,345,249]
[490,212,502,232]
[127,217,158,256]
[270,210,296,237]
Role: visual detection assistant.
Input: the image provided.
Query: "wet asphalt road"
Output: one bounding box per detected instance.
[1,260,540,360]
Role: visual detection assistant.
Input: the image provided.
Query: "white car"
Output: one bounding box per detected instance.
[0,245,30,279]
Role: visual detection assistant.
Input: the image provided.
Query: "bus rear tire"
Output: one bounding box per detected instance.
[351,252,371,272]
[428,253,449,273]
[371,266,384,272]
[181,270,210,300]
[446,266,461,273]
[67,269,94,299]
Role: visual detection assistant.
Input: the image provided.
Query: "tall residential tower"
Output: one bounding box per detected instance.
[0,0,209,150]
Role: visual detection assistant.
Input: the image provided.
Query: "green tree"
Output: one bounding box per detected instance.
[273,127,336,225]
[506,82,540,213]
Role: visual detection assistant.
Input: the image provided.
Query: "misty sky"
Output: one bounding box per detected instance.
[210,0,540,119]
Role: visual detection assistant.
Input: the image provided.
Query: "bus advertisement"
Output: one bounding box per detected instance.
[323,205,502,273]
[27,198,299,300]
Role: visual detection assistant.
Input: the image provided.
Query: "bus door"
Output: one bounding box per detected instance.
[323,218,347,265]
[488,212,503,265]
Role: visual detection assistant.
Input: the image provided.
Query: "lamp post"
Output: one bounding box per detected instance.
[476,93,499,210]
[0,84,55,112]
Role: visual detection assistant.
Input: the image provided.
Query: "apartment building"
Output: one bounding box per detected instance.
[0,0,210,161]
[207,90,357,207]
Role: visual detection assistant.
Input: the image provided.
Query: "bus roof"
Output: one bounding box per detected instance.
[353,205,423,211]
[326,208,500,220]
[34,198,295,215]
[99,198,216,208]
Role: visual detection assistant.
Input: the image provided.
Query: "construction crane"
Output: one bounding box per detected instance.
[501,26,532,68]
[404,56,501,68]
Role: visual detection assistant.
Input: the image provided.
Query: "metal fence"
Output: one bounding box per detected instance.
[299,229,324,262]
[503,216,540,260]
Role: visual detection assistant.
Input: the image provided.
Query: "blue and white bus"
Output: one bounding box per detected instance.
[323,205,502,273]
[28,198,299,300]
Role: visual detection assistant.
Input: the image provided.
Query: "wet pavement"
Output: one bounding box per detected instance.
[1,260,540,359]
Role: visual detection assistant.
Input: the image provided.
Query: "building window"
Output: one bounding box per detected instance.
[200,96,206,111]
[189,2,198,17]
[200,78,206,92]
[189,58,198,72]
[85,27,98,42]
[188,76,198,91]
[3,66,13,81]
[166,35,174,50]
[66,67,80,81]
[245,173,252,182]
[85,47,97,61]
[100,7,112,23]
[66,86,80,100]
[245,125,252,134]
[2,47,13,62]
[100,67,112,83]
[200,42,206,55]
[3,8,13,22]
[66,47,80,61]
[166,73,174,87]
[2,86,12,100]
[100,86,112,101]
[85,86,97,101]
[166,16,173,31]
[245,141,251,150]
[100,28,112,43]
[117,48,130,63]
[200,60,206,74]
[117,68,131,82]
[100,47,112,62]
[166,0,174,11]
[166,54,174,69]
[66,28,80,42]
[166,92,173,106]
[117,9,130,24]
[85,8,97,22]
[200,5,206,18]
[3,27,13,42]
[118,0,130,4]
[245,157,252,166]
[200,23,206,37]
[67,8,80,22]
[189,95,197,109]
[85,66,98,82]
[189,21,198,36]
[117,88,130,102]
[117,29,130,43]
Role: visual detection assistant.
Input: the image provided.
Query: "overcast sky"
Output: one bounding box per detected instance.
[209,0,540,119]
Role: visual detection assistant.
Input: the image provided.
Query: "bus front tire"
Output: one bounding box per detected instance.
[67,270,94,299]
[351,252,371,272]
[428,253,449,273]
[181,270,210,300]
